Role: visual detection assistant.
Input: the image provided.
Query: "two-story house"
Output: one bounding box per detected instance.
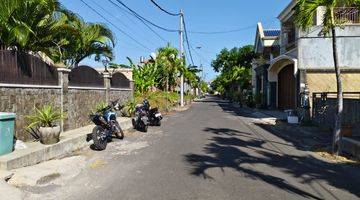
[254,0,360,110]
[252,23,281,107]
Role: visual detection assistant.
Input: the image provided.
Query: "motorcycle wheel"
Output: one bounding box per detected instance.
[140,120,148,132]
[112,120,124,139]
[143,124,148,132]
[92,126,107,150]
[156,120,161,126]
[132,118,136,129]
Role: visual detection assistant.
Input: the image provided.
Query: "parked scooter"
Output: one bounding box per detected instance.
[142,100,162,126]
[89,99,124,150]
[132,101,149,132]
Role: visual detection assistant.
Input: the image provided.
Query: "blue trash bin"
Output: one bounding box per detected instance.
[0,112,16,156]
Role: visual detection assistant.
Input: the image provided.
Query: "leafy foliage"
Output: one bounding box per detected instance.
[211,45,256,102]
[26,105,64,128]
[130,44,200,94]
[122,99,137,117]
[211,45,256,73]
[0,0,115,67]
[90,101,108,114]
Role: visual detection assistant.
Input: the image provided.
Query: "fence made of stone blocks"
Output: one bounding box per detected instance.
[1,66,134,141]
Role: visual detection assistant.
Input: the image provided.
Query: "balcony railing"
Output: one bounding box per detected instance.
[334,7,360,24]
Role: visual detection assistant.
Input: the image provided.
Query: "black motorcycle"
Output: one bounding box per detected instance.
[143,100,162,126]
[132,103,149,132]
[90,100,124,150]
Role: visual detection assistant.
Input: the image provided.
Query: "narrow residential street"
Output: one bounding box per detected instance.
[27,96,360,200]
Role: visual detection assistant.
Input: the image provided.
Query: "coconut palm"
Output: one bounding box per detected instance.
[0,0,73,51]
[0,0,115,67]
[61,17,115,67]
[293,0,360,154]
[47,14,115,67]
[156,44,185,91]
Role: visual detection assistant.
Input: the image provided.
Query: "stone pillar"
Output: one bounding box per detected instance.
[102,72,112,103]
[57,67,71,132]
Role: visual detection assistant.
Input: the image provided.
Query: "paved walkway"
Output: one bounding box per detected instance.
[27,96,360,200]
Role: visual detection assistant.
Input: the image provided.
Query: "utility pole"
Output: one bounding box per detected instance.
[179,9,184,107]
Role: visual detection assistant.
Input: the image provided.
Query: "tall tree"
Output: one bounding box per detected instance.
[0,0,115,67]
[211,45,256,98]
[52,15,115,67]
[211,45,256,72]
[0,0,73,51]
[294,0,360,154]
[156,44,184,91]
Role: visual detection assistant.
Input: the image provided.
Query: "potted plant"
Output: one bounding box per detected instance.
[26,105,64,145]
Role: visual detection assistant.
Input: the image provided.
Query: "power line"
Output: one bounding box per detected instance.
[188,25,256,35]
[88,0,161,47]
[107,0,168,43]
[112,0,179,32]
[182,16,195,66]
[191,45,211,65]
[80,0,152,51]
[149,0,180,16]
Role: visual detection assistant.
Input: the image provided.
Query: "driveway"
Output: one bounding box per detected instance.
[27,96,360,200]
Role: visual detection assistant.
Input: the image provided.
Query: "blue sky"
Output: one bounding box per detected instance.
[60,0,290,81]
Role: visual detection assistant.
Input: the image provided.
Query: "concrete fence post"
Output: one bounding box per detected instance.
[57,67,71,132]
[102,72,112,103]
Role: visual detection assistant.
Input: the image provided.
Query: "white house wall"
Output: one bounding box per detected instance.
[298,26,360,69]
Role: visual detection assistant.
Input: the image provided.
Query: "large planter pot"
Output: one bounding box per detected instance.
[39,126,61,145]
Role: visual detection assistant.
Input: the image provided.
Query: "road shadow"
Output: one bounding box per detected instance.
[211,97,332,151]
[184,97,360,199]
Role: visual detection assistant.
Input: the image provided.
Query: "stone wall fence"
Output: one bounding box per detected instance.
[0,50,133,141]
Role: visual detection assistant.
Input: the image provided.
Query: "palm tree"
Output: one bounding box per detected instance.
[293,0,360,154]
[156,44,184,91]
[0,0,115,68]
[49,15,115,67]
[69,19,115,67]
[0,0,72,51]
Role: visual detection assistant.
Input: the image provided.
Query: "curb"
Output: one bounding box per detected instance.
[0,117,132,170]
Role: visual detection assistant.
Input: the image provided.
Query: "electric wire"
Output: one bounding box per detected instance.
[80,0,152,51]
[88,0,161,47]
[188,25,256,35]
[107,0,168,42]
[112,0,179,32]
[149,0,180,16]
[182,16,195,66]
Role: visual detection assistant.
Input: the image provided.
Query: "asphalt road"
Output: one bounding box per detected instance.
[32,96,360,200]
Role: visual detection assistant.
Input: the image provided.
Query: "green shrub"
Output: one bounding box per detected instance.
[26,105,65,129]
[134,91,179,112]
[122,99,137,117]
[90,101,108,114]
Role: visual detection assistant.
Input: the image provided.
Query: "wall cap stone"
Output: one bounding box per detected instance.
[102,72,112,78]
[57,68,71,73]
[68,86,106,90]
[0,83,61,89]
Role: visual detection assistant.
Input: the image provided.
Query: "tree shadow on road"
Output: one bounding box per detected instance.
[183,98,360,199]
[184,132,360,199]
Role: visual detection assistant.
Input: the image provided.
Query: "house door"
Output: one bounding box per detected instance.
[278,64,296,109]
